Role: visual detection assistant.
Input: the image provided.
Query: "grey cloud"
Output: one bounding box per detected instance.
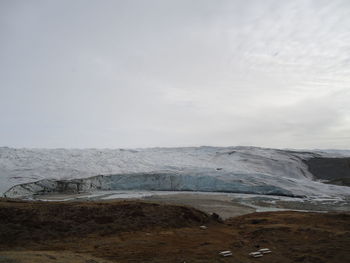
[0,0,349,148]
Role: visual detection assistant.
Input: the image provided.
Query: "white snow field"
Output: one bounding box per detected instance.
[0,146,349,198]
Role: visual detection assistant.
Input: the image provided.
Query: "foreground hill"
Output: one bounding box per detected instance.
[1,146,349,198]
[0,199,349,263]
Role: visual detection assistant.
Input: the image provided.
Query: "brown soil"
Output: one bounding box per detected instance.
[0,199,214,247]
[0,199,349,263]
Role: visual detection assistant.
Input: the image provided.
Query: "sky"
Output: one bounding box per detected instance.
[1,0,350,149]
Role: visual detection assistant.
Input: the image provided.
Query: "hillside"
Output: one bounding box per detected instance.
[0,199,349,263]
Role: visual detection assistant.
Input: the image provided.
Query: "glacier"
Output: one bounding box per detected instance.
[1,146,349,198]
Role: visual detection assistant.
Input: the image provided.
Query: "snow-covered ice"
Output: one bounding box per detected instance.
[0,146,349,198]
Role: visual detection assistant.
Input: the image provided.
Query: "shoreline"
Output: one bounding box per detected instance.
[24,190,350,219]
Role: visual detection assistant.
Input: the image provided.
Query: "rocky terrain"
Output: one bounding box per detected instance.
[0,198,349,263]
[305,157,350,186]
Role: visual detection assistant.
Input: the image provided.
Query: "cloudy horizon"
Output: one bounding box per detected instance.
[1,0,350,149]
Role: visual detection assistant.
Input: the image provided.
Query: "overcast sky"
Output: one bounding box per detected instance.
[1,0,350,149]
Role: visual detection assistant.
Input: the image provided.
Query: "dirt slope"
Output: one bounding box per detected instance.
[0,199,349,263]
[0,199,215,247]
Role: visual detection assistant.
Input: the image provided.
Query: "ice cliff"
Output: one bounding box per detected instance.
[1,146,349,198]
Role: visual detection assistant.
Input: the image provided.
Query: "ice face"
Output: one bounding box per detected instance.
[3,172,294,198]
[1,146,349,198]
